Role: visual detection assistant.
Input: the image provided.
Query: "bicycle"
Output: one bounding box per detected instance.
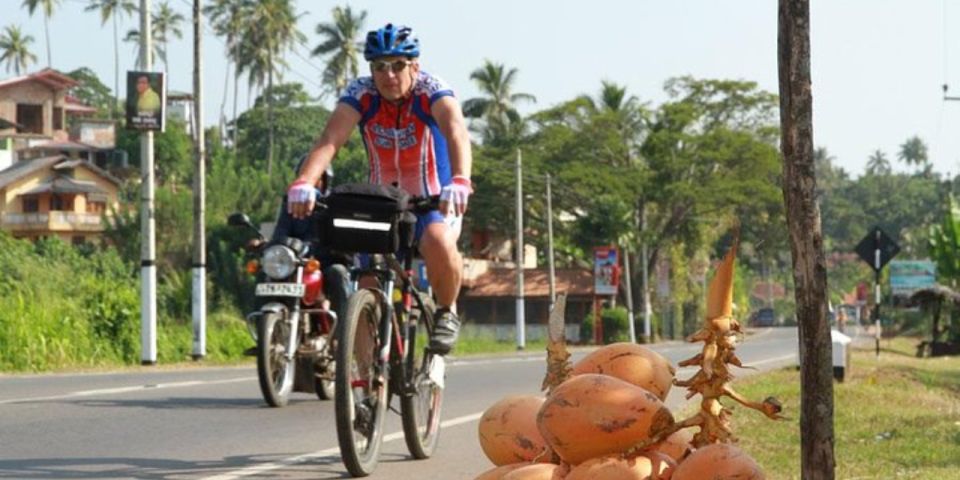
[317,183,446,477]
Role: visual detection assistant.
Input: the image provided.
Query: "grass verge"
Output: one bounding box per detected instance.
[721,337,960,479]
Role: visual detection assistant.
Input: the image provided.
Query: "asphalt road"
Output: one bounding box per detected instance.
[0,327,798,480]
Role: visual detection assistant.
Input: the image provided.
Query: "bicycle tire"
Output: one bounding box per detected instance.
[400,298,443,459]
[335,289,388,477]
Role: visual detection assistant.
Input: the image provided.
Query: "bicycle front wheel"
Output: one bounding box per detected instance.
[335,288,387,477]
[400,299,443,459]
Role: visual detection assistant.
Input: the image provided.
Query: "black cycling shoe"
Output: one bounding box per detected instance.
[429,308,461,355]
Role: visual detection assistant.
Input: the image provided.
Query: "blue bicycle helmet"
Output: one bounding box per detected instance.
[364,23,420,61]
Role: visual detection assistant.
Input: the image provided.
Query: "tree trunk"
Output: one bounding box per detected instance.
[220,55,230,144]
[232,38,239,155]
[778,1,836,479]
[113,14,120,119]
[267,52,275,175]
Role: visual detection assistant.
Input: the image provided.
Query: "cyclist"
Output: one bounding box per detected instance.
[287,23,473,355]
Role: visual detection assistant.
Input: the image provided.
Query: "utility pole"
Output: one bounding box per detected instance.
[191,0,207,360]
[640,204,651,342]
[546,173,556,308]
[515,149,525,350]
[873,230,882,358]
[139,0,157,366]
[623,248,636,343]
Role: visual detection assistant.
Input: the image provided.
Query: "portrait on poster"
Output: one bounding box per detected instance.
[126,71,165,131]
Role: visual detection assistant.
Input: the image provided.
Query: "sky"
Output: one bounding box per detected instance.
[4,0,960,178]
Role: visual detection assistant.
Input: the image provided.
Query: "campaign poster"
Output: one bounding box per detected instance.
[126,71,165,131]
[594,246,620,296]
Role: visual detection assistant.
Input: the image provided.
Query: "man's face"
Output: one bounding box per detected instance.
[137,77,150,94]
[370,56,418,102]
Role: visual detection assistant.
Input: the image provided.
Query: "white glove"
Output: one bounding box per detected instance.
[440,176,473,216]
[286,179,316,218]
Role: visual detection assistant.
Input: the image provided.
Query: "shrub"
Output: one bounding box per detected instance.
[580,306,632,344]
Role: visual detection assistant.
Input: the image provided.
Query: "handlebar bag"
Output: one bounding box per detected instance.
[323,183,414,253]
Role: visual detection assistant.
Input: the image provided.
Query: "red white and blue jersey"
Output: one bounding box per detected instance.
[339,71,455,197]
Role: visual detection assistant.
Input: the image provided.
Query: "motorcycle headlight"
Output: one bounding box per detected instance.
[261,245,298,280]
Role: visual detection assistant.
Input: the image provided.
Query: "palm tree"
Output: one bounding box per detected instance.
[0,25,38,75]
[577,81,645,166]
[152,1,185,74]
[898,135,930,173]
[865,149,891,176]
[462,60,536,145]
[312,5,367,97]
[21,0,61,67]
[236,0,303,174]
[123,28,164,71]
[205,0,251,150]
[85,0,136,117]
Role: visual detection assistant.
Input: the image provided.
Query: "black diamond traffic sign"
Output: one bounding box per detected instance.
[855,226,900,273]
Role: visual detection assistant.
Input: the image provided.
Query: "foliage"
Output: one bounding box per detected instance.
[312,4,367,96]
[0,24,38,75]
[67,67,115,117]
[580,306,632,344]
[115,119,194,186]
[928,195,960,287]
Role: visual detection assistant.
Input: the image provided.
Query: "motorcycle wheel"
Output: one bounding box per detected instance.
[335,288,387,477]
[257,312,294,407]
[400,299,443,459]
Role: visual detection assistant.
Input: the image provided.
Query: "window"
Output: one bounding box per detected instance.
[53,107,63,131]
[15,104,43,134]
[72,236,85,246]
[87,201,105,214]
[51,195,72,211]
[22,196,39,213]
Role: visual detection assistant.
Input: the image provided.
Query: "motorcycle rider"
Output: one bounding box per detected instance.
[287,23,472,355]
[272,157,351,326]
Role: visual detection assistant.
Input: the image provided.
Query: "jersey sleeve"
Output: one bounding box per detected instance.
[418,72,455,106]
[338,77,375,113]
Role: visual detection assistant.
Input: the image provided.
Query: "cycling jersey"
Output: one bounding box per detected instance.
[339,71,455,197]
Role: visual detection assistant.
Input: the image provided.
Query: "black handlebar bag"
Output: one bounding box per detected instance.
[322,183,416,254]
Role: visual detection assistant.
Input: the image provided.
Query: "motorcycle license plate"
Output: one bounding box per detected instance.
[255,283,305,297]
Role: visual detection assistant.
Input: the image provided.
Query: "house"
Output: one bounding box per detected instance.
[0,69,110,170]
[0,155,121,244]
[459,267,595,342]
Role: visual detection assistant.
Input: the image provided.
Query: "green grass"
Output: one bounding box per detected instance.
[715,337,960,479]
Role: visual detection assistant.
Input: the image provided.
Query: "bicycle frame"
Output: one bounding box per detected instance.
[348,252,435,396]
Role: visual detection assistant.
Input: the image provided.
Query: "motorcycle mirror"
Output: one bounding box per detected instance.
[228,212,252,228]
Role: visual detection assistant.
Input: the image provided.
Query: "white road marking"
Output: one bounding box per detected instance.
[201,412,484,480]
[0,377,255,405]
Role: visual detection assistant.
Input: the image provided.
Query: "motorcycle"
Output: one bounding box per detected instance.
[228,212,339,407]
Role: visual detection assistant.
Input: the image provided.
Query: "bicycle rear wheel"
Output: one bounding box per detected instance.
[335,289,387,477]
[400,299,443,459]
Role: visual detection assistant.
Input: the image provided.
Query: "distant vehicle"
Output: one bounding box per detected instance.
[750,307,776,327]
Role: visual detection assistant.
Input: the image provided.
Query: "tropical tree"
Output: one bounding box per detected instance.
[865,149,891,176]
[152,1,185,74]
[462,60,536,144]
[67,67,114,116]
[85,0,136,117]
[122,29,161,71]
[312,5,366,97]
[898,135,930,173]
[0,25,38,75]
[235,0,304,174]
[204,0,251,149]
[21,0,61,67]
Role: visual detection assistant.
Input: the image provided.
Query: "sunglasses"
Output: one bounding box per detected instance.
[370,59,413,73]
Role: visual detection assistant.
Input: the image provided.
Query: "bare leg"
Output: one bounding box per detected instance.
[418,222,462,309]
